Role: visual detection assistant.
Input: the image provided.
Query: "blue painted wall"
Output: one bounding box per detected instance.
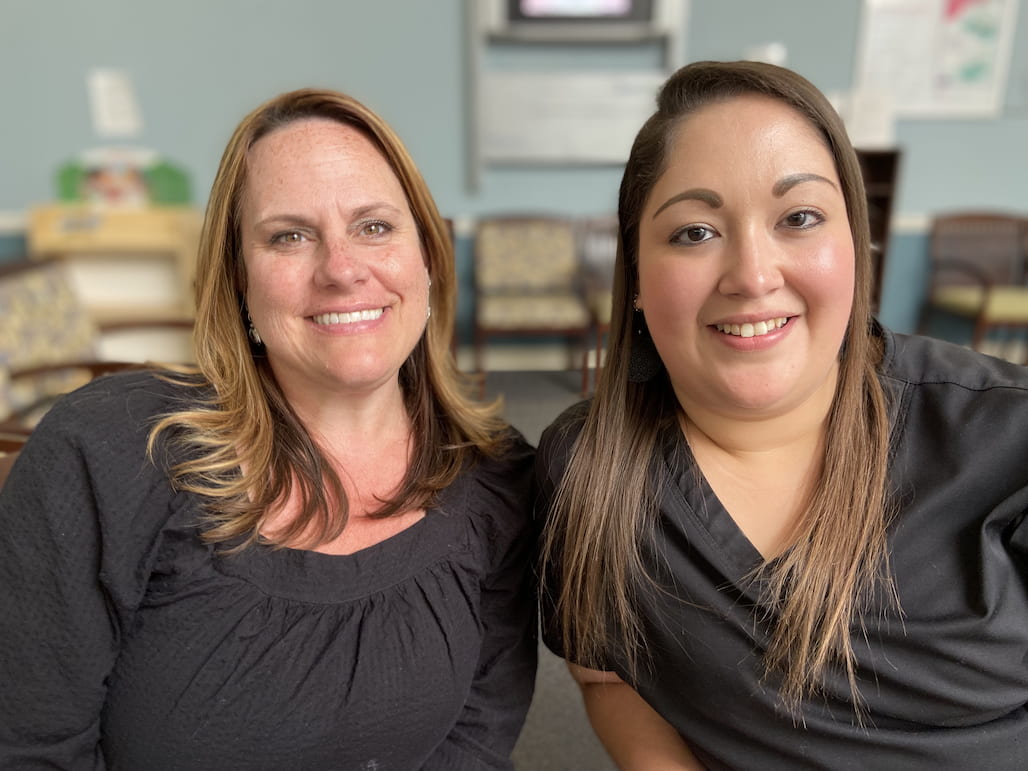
[878,231,930,333]
[4,0,1027,338]
[0,234,26,262]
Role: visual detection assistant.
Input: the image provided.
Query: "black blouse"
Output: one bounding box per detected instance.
[538,329,1028,770]
[0,371,537,770]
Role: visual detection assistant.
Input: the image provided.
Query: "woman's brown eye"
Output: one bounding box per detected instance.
[670,224,714,246]
[784,210,822,228]
[362,221,390,236]
[272,231,304,245]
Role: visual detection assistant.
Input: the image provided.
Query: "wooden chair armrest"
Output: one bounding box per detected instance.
[3,361,150,426]
[8,360,148,382]
[97,318,194,334]
[0,430,30,452]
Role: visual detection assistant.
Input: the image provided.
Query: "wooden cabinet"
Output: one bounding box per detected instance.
[856,149,901,311]
[26,204,201,364]
[26,204,202,325]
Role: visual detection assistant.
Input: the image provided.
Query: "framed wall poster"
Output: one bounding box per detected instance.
[855,0,1019,117]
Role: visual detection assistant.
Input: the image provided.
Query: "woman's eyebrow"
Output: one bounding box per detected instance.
[652,188,723,218]
[773,172,837,197]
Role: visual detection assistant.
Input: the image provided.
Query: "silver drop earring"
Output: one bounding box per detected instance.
[246,311,263,346]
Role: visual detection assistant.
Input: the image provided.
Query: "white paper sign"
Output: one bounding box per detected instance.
[87,68,144,138]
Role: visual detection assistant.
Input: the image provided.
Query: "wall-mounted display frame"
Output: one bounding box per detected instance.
[855,0,1019,117]
[489,0,658,41]
[467,0,688,187]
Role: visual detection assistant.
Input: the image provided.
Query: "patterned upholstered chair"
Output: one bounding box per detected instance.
[0,258,192,430]
[919,212,1028,362]
[472,215,591,392]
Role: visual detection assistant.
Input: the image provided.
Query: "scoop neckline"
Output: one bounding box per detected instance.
[211,506,471,604]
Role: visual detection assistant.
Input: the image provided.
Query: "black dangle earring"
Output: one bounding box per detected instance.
[628,294,662,383]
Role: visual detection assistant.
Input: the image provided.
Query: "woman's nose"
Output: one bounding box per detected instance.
[717,229,785,298]
[316,237,370,286]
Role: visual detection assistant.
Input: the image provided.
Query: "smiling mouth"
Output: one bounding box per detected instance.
[714,317,789,338]
[313,309,384,325]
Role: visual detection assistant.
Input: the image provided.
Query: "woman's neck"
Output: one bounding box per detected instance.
[285,379,412,450]
[675,369,838,559]
[674,364,838,456]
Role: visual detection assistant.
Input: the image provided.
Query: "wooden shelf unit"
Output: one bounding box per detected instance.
[856,149,901,312]
[26,204,202,325]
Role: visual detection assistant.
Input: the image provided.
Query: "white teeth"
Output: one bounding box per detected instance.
[715,317,788,338]
[313,308,384,325]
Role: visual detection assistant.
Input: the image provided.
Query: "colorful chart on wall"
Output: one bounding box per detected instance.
[855,0,1019,117]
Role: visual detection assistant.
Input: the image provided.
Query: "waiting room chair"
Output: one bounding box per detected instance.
[0,258,193,431]
[918,212,1028,361]
[471,215,591,393]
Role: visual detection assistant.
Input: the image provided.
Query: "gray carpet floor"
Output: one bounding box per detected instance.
[482,370,616,771]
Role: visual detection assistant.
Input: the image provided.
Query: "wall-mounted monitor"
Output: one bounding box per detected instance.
[484,0,673,41]
[509,0,653,24]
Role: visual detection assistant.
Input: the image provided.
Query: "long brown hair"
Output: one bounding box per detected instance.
[540,61,894,711]
[150,88,507,548]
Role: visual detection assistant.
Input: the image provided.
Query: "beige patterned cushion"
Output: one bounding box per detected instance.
[476,220,579,293]
[0,261,98,419]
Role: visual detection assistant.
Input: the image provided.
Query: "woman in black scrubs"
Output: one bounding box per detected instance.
[538,60,1028,770]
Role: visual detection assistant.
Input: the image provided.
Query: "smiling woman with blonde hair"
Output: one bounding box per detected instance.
[0,88,536,769]
[538,60,1028,770]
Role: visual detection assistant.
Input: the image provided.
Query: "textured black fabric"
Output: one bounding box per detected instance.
[0,370,537,770]
[538,329,1028,770]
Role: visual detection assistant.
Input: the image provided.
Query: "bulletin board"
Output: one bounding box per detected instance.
[466,0,688,181]
[855,0,1019,117]
[480,71,664,164]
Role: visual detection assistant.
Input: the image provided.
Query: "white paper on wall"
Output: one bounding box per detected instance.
[87,68,144,138]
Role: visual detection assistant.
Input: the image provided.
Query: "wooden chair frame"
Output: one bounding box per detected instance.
[919,212,1028,361]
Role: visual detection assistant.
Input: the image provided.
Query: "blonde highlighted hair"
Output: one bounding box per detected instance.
[150,88,507,548]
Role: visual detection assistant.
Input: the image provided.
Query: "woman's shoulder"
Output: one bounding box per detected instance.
[880,328,1028,462]
[435,428,537,558]
[536,398,591,477]
[882,328,1028,394]
[6,370,204,572]
[461,427,536,505]
[34,368,209,449]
